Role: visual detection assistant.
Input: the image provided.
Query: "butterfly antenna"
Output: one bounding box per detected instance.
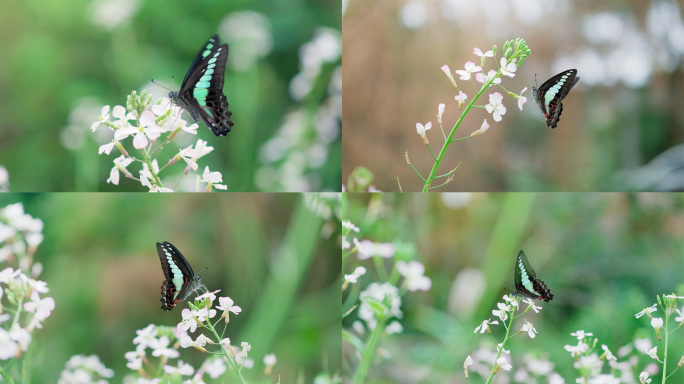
[151,79,173,91]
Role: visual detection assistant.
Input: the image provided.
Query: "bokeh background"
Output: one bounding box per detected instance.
[0,0,341,192]
[0,193,341,382]
[342,0,684,192]
[343,192,684,383]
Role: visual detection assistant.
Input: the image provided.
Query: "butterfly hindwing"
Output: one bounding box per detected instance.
[170,34,234,136]
[514,250,553,302]
[156,241,203,311]
[533,69,579,128]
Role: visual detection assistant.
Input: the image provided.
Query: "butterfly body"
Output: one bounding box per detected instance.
[157,241,205,311]
[170,34,234,136]
[532,69,579,128]
[513,250,553,302]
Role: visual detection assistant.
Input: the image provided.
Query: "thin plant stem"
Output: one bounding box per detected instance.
[484,303,516,384]
[422,76,496,192]
[352,312,387,384]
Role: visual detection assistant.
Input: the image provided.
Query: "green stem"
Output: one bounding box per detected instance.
[661,308,668,384]
[203,321,246,384]
[352,312,387,384]
[484,304,516,384]
[421,76,497,192]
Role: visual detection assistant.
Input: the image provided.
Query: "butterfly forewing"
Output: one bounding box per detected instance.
[533,69,579,128]
[514,250,553,302]
[170,34,234,136]
[156,241,202,311]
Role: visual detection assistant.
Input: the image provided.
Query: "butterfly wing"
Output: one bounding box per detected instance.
[157,241,196,311]
[514,250,553,302]
[533,69,579,128]
[171,34,234,136]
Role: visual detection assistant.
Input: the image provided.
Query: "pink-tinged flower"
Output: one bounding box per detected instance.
[107,155,134,185]
[674,307,684,323]
[474,318,498,334]
[646,346,658,360]
[240,341,251,358]
[650,317,663,329]
[464,355,473,378]
[163,360,194,376]
[500,57,517,77]
[521,320,537,338]
[455,91,468,110]
[473,47,494,58]
[497,357,512,371]
[202,357,227,379]
[202,166,227,191]
[470,119,490,138]
[485,92,506,122]
[492,302,510,321]
[571,330,594,340]
[124,350,143,370]
[151,336,180,359]
[9,324,31,351]
[179,140,215,171]
[216,296,242,324]
[636,303,658,318]
[342,221,360,232]
[437,103,445,125]
[91,106,111,132]
[602,344,617,361]
[455,61,482,80]
[475,69,501,86]
[98,141,115,155]
[639,371,652,384]
[518,87,528,110]
[416,121,432,144]
[396,261,431,291]
[0,328,19,360]
[344,266,366,284]
[441,65,457,87]
[386,321,403,334]
[133,324,158,350]
[263,353,277,375]
[24,296,55,327]
[178,308,199,333]
[564,341,590,358]
[357,240,395,260]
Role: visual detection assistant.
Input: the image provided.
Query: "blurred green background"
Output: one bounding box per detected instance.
[0,193,341,382]
[342,0,684,192]
[0,0,341,192]
[343,192,684,383]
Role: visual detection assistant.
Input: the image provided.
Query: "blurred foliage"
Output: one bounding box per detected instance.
[0,193,341,382]
[342,0,684,192]
[343,192,684,383]
[0,0,341,192]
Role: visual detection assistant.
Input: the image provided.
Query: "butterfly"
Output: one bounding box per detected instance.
[169,34,234,136]
[513,250,553,302]
[156,241,206,311]
[532,69,579,128]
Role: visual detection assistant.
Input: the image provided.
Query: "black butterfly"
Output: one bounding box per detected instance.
[169,34,234,136]
[532,69,579,128]
[157,241,206,311]
[513,250,553,302]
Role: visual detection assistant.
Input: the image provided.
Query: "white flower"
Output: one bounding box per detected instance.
[635,303,657,318]
[344,266,366,284]
[358,282,402,330]
[650,317,663,329]
[396,261,431,291]
[497,356,512,371]
[499,57,517,77]
[485,92,506,122]
[521,320,537,338]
